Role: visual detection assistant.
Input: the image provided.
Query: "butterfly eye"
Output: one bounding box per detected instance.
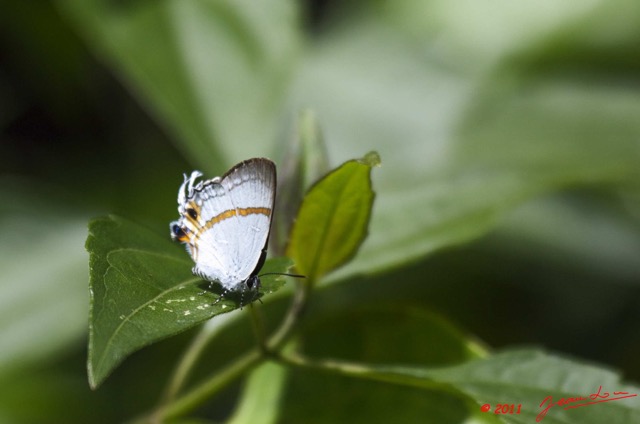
[172,224,187,239]
[186,208,198,220]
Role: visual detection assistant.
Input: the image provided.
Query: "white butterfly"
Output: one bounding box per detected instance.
[170,158,276,298]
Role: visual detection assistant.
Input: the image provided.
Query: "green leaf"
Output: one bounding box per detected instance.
[57,0,301,168]
[286,152,380,281]
[86,215,293,388]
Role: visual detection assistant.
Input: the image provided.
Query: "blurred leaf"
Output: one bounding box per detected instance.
[0,182,88,377]
[489,195,640,282]
[286,152,380,281]
[280,306,485,423]
[302,306,484,365]
[294,19,640,283]
[0,369,110,424]
[0,0,92,127]
[86,215,292,388]
[57,0,301,169]
[282,374,480,424]
[272,109,330,254]
[227,361,289,424]
[378,0,606,68]
[289,109,331,190]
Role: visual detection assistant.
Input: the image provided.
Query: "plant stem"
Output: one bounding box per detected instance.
[266,278,311,350]
[276,350,375,379]
[160,311,240,403]
[275,351,445,392]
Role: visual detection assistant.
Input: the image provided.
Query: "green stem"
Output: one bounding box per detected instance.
[160,312,239,403]
[276,350,439,392]
[266,278,311,350]
[276,350,376,379]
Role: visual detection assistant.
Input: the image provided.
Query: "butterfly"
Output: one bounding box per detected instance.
[170,158,277,303]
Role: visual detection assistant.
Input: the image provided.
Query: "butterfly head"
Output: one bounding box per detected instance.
[177,171,203,214]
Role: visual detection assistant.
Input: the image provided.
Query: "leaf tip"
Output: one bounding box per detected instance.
[359,151,381,168]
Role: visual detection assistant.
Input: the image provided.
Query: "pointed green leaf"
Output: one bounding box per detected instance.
[286,152,380,281]
[87,215,293,388]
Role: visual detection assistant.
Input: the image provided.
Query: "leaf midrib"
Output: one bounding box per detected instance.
[92,249,200,380]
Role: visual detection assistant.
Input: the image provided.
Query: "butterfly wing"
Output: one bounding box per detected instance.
[179,159,276,290]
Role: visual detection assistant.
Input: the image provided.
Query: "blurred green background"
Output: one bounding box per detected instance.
[2,0,640,422]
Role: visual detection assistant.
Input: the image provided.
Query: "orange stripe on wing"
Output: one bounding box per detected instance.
[194,207,271,241]
[181,207,271,263]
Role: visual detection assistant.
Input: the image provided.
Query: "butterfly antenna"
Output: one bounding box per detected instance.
[258,272,306,279]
